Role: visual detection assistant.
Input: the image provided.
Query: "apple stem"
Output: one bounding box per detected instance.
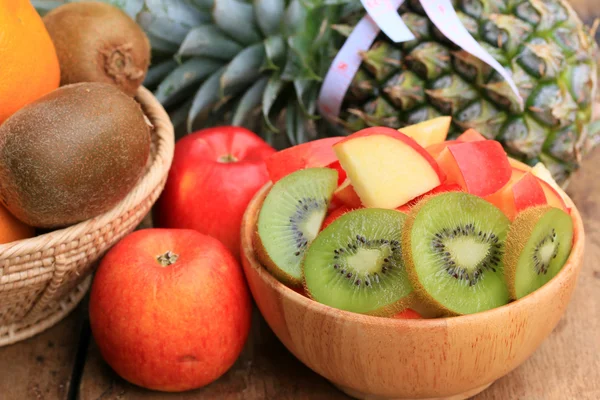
[218,154,238,163]
[156,251,179,267]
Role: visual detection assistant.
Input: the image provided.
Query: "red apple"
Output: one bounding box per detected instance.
[436,140,511,197]
[333,179,363,208]
[512,172,547,212]
[89,229,252,392]
[456,129,486,142]
[334,127,445,209]
[266,137,344,183]
[155,127,275,259]
[326,160,347,185]
[485,169,548,220]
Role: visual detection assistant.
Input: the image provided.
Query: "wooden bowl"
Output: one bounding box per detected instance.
[241,184,585,400]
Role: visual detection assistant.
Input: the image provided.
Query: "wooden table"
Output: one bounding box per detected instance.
[2,3,600,399]
[2,156,599,400]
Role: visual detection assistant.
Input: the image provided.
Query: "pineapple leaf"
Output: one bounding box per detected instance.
[144,0,211,27]
[287,36,321,81]
[191,0,215,8]
[146,33,181,54]
[177,25,244,60]
[254,0,285,37]
[213,0,262,45]
[263,35,286,71]
[284,0,307,35]
[144,59,179,88]
[262,74,285,132]
[232,76,269,125]
[156,58,223,107]
[137,11,191,44]
[220,43,266,97]
[285,101,305,146]
[294,79,320,118]
[188,67,226,132]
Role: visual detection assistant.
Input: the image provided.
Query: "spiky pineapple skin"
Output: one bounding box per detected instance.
[34,0,599,184]
[340,0,598,184]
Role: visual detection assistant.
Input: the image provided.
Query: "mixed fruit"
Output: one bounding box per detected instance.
[255,118,575,317]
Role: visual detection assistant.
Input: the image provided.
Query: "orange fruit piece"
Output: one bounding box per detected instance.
[0,204,34,244]
[0,1,60,124]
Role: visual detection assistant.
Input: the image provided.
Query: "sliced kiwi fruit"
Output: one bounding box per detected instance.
[303,208,413,315]
[255,168,338,286]
[504,206,573,300]
[403,192,510,316]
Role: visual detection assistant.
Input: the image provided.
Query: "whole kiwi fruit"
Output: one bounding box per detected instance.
[43,2,150,96]
[0,82,151,228]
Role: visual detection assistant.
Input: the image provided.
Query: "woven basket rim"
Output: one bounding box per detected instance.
[0,86,174,259]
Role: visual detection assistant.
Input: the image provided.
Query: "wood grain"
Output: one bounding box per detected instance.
[473,148,600,399]
[0,305,85,400]
[77,309,347,400]
[238,177,585,400]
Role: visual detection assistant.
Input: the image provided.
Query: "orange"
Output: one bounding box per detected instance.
[0,204,34,244]
[0,1,60,125]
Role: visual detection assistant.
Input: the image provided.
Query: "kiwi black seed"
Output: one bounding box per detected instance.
[303,208,412,315]
[43,2,150,96]
[504,206,573,300]
[255,168,338,287]
[402,192,511,316]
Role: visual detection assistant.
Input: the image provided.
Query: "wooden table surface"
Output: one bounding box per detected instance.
[1,2,599,399]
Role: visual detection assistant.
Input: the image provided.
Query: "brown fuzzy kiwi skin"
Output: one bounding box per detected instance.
[504,206,554,300]
[253,229,303,288]
[401,197,461,317]
[0,82,151,228]
[43,2,150,96]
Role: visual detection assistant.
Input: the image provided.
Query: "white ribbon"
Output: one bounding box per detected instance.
[318,0,524,121]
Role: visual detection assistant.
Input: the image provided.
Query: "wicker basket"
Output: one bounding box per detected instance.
[0,87,174,346]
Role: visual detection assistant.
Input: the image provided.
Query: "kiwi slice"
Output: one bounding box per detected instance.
[255,168,338,286]
[303,209,412,315]
[504,206,573,300]
[403,192,510,315]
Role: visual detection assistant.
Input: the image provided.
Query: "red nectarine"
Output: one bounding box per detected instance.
[89,229,252,392]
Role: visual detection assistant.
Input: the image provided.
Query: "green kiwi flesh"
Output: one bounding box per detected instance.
[403,192,510,315]
[304,208,412,315]
[256,168,338,286]
[504,206,573,300]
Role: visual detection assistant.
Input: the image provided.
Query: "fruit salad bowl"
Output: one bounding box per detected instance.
[241,182,585,400]
[0,87,174,347]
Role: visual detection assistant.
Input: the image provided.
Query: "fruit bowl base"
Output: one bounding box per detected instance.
[331,381,493,400]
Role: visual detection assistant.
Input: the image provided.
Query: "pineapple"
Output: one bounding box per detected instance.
[33,0,599,184]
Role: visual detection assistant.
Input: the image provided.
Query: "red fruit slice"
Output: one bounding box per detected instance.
[513,173,547,212]
[397,183,463,213]
[333,179,363,208]
[425,140,453,159]
[436,141,512,197]
[334,127,445,209]
[266,137,343,183]
[392,309,423,319]
[326,160,347,185]
[485,169,548,220]
[456,129,486,142]
[321,206,357,231]
[538,179,568,212]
